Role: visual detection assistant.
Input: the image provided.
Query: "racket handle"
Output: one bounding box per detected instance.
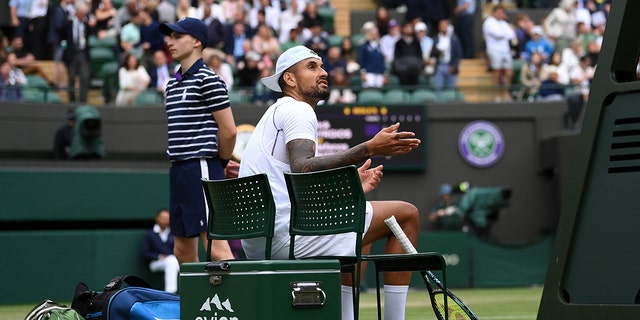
[384,216,418,254]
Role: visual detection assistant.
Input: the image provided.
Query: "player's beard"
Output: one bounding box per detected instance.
[304,84,330,101]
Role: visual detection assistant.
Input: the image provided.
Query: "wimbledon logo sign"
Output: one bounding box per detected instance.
[458,120,504,168]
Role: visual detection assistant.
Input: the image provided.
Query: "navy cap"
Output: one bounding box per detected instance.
[159,17,209,48]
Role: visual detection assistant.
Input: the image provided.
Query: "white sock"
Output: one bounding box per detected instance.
[384,285,408,320]
[341,285,354,320]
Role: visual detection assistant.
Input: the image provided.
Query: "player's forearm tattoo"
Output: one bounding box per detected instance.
[288,139,370,173]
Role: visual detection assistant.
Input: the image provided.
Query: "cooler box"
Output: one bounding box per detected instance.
[180,259,341,319]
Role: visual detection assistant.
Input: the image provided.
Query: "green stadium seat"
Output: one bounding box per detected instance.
[328,35,344,48]
[410,89,437,103]
[135,90,164,105]
[384,88,409,104]
[317,6,335,33]
[228,90,247,104]
[439,89,465,103]
[357,88,384,104]
[90,47,117,80]
[25,74,48,87]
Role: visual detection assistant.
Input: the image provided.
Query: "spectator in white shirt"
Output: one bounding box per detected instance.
[482,4,516,102]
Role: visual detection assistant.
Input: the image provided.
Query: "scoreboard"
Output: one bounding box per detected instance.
[316,104,427,171]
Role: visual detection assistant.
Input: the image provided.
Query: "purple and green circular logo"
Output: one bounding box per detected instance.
[458,120,504,168]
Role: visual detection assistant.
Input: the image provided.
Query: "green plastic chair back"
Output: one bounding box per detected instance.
[285,165,365,319]
[135,90,163,105]
[411,88,438,103]
[202,173,276,260]
[357,88,384,104]
[384,88,409,104]
[285,165,449,320]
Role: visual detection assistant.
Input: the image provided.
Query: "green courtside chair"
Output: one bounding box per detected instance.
[202,173,276,260]
[284,165,448,320]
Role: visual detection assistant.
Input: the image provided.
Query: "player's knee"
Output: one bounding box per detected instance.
[398,202,420,226]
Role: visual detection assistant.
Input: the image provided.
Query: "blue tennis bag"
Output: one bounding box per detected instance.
[71,275,179,320]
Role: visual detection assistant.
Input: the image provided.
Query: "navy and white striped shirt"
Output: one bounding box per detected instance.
[165,58,230,162]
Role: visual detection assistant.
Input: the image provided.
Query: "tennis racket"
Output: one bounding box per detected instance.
[384,216,479,320]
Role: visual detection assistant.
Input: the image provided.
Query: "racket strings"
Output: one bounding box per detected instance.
[434,293,473,320]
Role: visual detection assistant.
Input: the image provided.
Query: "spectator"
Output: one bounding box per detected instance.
[327,66,356,104]
[358,21,386,88]
[380,19,400,65]
[236,50,264,92]
[220,0,244,25]
[8,0,32,42]
[196,0,225,25]
[278,0,303,44]
[147,49,173,97]
[323,45,346,85]
[116,53,151,106]
[423,0,453,35]
[454,0,476,59]
[403,0,427,25]
[22,0,49,59]
[114,0,138,33]
[252,23,281,68]
[206,49,234,90]
[0,60,23,101]
[141,208,179,294]
[301,1,322,32]
[339,35,360,74]
[537,69,565,102]
[304,21,329,61]
[7,36,51,84]
[175,0,197,20]
[560,39,583,76]
[139,8,165,66]
[522,25,554,63]
[281,26,302,52]
[224,21,252,63]
[432,19,462,97]
[543,0,578,53]
[429,183,464,231]
[513,13,534,59]
[392,20,423,86]
[414,21,435,81]
[250,0,280,32]
[52,108,75,160]
[92,0,118,39]
[543,51,570,86]
[518,51,544,101]
[155,0,176,24]
[62,1,93,102]
[374,5,391,37]
[47,0,73,88]
[482,4,516,102]
[120,10,143,61]
[202,6,226,50]
[569,54,594,102]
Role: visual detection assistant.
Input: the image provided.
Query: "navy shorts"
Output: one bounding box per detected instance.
[169,158,225,238]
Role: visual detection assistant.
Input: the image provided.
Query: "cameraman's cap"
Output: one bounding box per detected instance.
[159,17,209,48]
[261,45,322,92]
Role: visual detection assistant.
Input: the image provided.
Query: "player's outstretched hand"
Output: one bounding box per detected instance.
[366,122,421,157]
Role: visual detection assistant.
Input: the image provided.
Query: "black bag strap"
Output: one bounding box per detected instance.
[103,275,151,291]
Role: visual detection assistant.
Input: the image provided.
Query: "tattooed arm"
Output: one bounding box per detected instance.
[287,122,421,173]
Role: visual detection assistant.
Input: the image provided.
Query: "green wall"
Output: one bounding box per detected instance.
[0,169,168,221]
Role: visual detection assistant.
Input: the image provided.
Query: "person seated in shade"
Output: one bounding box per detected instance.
[141,208,179,293]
